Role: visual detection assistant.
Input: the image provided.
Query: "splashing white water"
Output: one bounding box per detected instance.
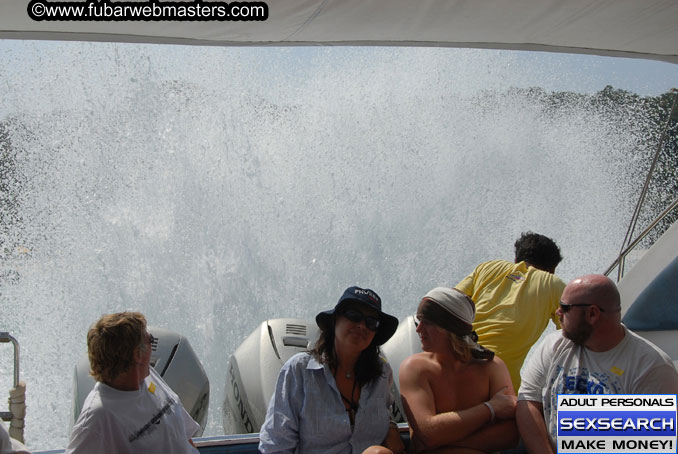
[0,43,654,450]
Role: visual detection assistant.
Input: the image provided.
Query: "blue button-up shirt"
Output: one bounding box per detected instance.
[259,352,393,454]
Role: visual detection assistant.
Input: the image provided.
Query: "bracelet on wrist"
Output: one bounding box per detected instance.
[483,401,496,422]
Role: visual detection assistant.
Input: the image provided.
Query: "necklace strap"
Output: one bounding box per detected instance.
[339,380,358,409]
[334,370,359,426]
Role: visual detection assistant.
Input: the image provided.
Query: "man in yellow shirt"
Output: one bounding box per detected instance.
[455,232,565,393]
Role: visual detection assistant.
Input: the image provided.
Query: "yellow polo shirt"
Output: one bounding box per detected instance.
[456,260,565,392]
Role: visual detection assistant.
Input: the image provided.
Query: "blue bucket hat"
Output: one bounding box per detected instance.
[316,286,399,345]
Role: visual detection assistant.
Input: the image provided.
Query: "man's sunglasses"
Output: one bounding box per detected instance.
[341,309,380,331]
[559,302,605,313]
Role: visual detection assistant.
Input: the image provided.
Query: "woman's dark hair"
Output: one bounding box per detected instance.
[309,310,384,387]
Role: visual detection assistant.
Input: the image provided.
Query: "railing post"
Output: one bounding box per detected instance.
[0,332,20,422]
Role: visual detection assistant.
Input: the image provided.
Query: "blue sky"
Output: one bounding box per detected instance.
[508,51,677,95]
[256,46,678,96]
[1,40,676,97]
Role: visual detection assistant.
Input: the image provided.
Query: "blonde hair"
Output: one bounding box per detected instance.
[87,312,147,383]
[448,331,473,362]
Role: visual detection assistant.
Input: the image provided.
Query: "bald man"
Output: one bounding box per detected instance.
[516,274,678,454]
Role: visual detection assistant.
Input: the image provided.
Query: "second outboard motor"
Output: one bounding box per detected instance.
[223,318,319,434]
[72,327,210,435]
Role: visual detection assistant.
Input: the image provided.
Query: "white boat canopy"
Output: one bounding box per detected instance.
[1,0,677,63]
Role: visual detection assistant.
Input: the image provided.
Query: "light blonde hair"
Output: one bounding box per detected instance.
[87,312,147,383]
[448,331,473,362]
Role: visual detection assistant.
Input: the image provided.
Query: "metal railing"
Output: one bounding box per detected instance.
[606,88,678,282]
[604,196,678,281]
[0,332,20,422]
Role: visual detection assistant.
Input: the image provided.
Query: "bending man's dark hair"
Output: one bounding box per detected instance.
[309,312,384,387]
[514,231,562,272]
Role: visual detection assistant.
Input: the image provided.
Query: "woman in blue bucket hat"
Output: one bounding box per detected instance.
[259,286,404,454]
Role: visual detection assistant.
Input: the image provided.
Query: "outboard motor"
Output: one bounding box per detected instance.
[380,315,421,423]
[72,327,210,435]
[223,318,319,434]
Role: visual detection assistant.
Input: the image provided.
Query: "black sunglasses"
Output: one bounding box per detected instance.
[341,309,380,331]
[559,302,605,313]
[148,333,157,345]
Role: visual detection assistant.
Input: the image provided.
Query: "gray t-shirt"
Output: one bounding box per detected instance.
[518,326,678,448]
